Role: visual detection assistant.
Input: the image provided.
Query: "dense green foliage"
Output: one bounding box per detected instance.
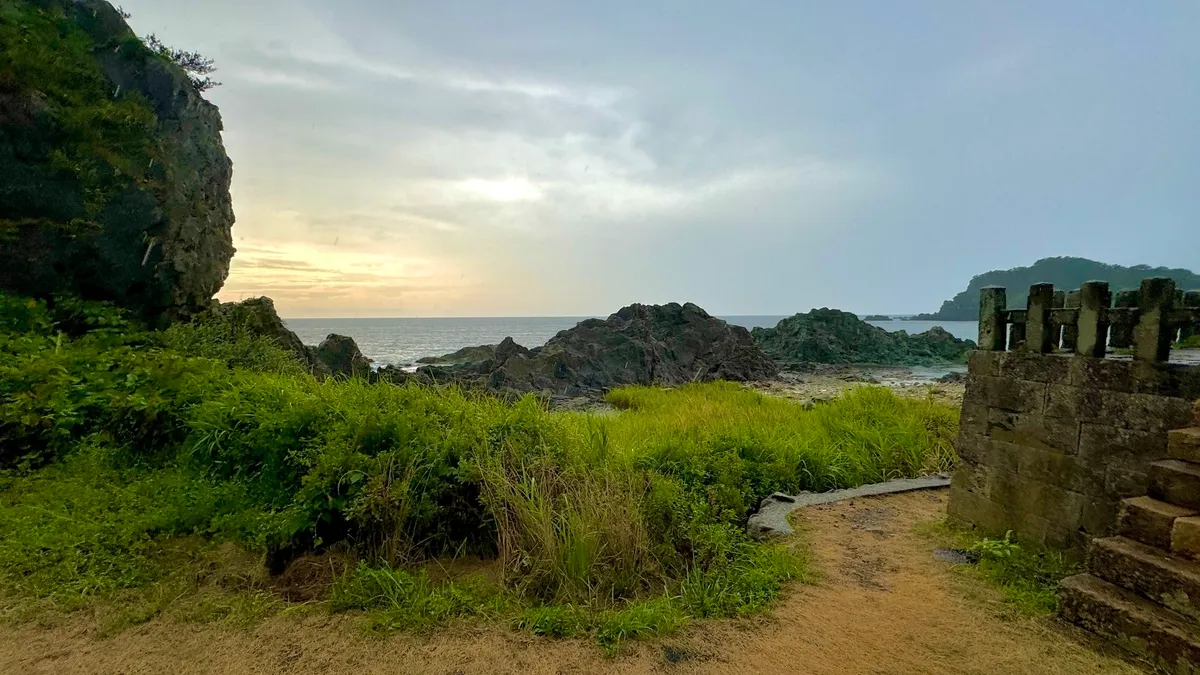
[0,293,958,649]
[752,308,975,366]
[916,256,1200,321]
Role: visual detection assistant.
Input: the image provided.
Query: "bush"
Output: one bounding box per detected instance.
[0,293,960,647]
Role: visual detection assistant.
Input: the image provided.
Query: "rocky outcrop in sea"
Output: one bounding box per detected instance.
[751,308,975,367]
[416,302,778,398]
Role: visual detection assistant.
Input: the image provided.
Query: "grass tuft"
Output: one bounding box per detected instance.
[921,522,1077,616]
[0,292,961,649]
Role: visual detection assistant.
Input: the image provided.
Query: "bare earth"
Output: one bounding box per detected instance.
[0,490,1144,675]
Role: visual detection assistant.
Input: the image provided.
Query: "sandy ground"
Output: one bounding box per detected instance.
[0,490,1145,675]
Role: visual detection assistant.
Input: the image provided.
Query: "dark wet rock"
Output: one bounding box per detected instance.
[372,365,415,386]
[311,334,371,379]
[487,303,777,397]
[0,0,235,324]
[937,371,968,384]
[751,309,975,367]
[416,344,499,366]
[415,303,776,398]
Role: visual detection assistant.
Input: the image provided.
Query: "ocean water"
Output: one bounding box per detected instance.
[285,316,980,368]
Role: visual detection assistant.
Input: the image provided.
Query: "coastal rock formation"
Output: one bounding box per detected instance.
[751,309,975,367]
[212,297,370,379]
[915,257,1200,321]
[310,334,371,379]
[417,337,531,374]
[419,303,777,397]
[211,297,321,372]
[0,0,235,323]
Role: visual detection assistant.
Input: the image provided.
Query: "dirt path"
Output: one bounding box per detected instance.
[0,491,1143,675]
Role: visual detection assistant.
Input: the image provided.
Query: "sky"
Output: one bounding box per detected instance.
[120,1,1200,318]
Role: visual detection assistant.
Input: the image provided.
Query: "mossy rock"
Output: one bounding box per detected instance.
[751,308,975,367]
[0,0,234,324]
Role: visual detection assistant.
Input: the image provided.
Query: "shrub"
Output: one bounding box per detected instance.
[0,293,960,647]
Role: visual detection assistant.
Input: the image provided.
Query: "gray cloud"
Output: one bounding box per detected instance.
[123,0,1200,317]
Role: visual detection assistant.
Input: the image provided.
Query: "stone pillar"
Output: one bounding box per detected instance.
[1076,281,1111,358]
[1062,290,1081,352]
[978,286,1008,351]
[1133,277,1176,362]
[1026,282,1055,354]
[1183,291,1200,342]
[1110,290,1138,349]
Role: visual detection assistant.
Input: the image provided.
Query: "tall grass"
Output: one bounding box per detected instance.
[0,293,960,647]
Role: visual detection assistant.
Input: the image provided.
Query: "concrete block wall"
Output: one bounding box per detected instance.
[948,350,1200,551]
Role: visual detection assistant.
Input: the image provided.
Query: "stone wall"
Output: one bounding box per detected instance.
[948,350,1200,551]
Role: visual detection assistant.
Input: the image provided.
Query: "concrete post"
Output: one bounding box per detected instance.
[1062,290,1081,352]
[978,286,1008,351]
[1076,281,1111,358]
[1026,283,1055,354]
[1133,277,1176,362]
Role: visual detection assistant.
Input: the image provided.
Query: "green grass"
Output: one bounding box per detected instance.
[921,522,1077,616]
[0,292,960,650]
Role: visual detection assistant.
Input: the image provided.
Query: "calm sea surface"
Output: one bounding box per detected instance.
[285,316,980,367]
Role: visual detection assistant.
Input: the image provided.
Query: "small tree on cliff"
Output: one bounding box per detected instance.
[143,34,221,92]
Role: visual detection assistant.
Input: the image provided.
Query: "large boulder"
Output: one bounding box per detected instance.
[0,0,234,324]
[420,303,777,397]
[210,297,368,379]
[751,308,976,367]
[310,334,371,379]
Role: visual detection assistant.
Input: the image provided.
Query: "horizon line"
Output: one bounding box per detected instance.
[280,312,971,321]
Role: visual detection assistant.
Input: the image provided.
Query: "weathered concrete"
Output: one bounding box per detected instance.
[1119,497,1197,550]
[1136,278,1178,363]
[746,475,951,539]
[949,351,1199,549]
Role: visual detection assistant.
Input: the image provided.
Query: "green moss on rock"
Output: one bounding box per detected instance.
[0,0,234,323]
[751,308,975,367]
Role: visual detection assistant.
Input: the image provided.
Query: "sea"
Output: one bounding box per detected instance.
[284,316,980,368]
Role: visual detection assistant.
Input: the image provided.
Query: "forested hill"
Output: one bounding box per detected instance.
[916,257,1200,321]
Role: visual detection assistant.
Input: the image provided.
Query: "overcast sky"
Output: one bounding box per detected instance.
[121,1,1200,318]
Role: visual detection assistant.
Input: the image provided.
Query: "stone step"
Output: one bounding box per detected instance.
[1151,460,1200,511]
[1060,573,1200,674]
[1176,518,1200,562]
[1171,429,1200,463]
[1120,497,1197,550]
[1090,536,1200,621]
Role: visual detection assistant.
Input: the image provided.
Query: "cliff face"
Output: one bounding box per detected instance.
[0,0,234,323]
[918,257,1200,321]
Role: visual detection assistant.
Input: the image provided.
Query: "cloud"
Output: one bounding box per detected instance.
[117,0,1198,317]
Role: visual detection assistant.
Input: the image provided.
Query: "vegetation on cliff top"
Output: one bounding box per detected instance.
[0,293,957,650]
[916,257,1200,321]
[0,0,160,228]
[752,308,975,367]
